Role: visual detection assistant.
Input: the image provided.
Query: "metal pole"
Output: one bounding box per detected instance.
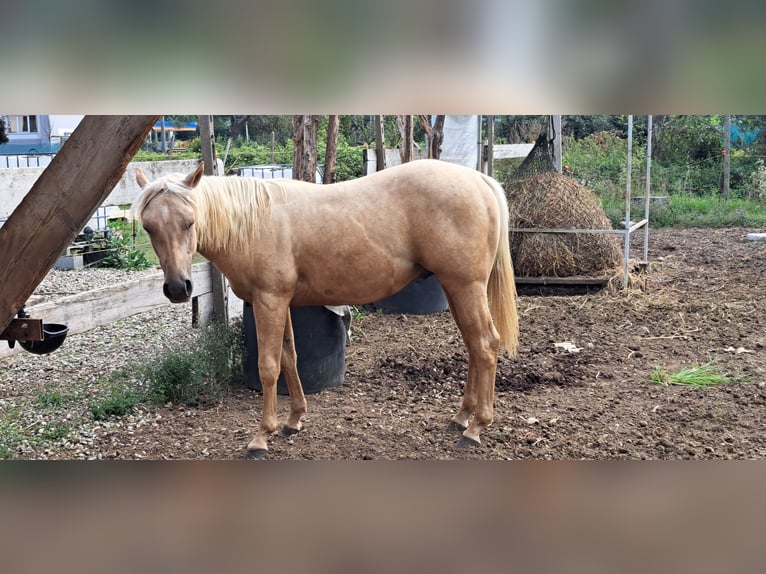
[623,115,633,288]
[643,115,653,264]
[477,115,483,172]
[550,115,562,173]
[486,115,494,177]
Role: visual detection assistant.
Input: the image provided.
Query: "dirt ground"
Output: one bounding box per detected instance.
[88,228,766,459]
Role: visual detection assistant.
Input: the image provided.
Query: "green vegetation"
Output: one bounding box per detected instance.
[136,115,766,229]
[649,364,735,387]
[558,115,766,228]
[89,382,144,420]
[88,220,156,270]
[34,388,78,408]
[0,417,23,459]
[89,320,245,418]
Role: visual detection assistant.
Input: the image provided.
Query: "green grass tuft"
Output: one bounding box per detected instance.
[89,383,144,421]
[649,363,733,387]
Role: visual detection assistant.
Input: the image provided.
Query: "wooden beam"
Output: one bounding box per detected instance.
[0,115,159,334]
[0,318,43,342]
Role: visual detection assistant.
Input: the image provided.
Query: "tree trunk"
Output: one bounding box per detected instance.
[397,115,413,163]
[229,115,250,141]
[293,115,319,182]
[323,115,340,184]
[418,115,445,159]
[374,115,386,171]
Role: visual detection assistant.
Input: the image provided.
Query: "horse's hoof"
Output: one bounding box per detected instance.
[245,448,268,460]
[279,425,301,437]
[456,435,481,448]
[447,420,468,434]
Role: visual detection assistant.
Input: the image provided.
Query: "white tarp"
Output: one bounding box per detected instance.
[438,115,479,169]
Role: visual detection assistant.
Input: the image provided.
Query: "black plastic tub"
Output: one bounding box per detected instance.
[374,275,448,315]
[243,303,346,395]
[19,323,69,355]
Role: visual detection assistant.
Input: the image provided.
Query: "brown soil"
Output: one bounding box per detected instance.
[93,228,766,459]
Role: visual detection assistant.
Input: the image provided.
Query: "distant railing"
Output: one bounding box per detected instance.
[0,154,55,169]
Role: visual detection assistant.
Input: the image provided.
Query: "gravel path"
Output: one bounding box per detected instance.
[1,268,199,459]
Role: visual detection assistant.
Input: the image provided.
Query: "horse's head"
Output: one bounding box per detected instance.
[135,163,204,303]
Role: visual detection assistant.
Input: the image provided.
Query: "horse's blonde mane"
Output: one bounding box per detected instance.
[134,174,285,253]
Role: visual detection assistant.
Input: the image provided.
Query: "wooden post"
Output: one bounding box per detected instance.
[198,115,228,325]
[0,115,159,334]
[722,114,731,199]
[323,115,340,184]
[374,115,386,171]
[198,115,219,176]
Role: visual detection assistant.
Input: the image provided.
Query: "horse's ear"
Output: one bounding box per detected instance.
[183,162,205,189]
[136,168,149,189]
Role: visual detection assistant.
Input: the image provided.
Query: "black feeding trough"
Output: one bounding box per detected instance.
[2,308,69,355]
[19,323,69,355]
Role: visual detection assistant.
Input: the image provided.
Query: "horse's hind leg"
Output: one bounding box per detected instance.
[442,281,500,446]
[444,293,476,434]
[279,310,307,436]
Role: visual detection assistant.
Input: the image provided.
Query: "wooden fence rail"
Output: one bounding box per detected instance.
[0,262,243,360]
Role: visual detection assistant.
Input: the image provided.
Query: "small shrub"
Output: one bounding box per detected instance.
[139,320,245,407]
[90,384,144,420]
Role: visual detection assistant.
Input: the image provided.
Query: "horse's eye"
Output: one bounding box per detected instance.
[185,222,194,230]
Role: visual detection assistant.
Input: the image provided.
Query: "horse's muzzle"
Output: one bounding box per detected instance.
[163,279,193,303]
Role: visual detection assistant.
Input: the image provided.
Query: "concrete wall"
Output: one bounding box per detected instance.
[0,159,222,219]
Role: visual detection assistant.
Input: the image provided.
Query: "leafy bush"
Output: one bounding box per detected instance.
[95,221,154,270]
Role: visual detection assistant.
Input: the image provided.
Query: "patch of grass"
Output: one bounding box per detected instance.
[136,320,244,407]
[38,420,72,441]
[0,418,23,459]
[34,389,78,408]
[650,363,733,387]
[89,383,144,421]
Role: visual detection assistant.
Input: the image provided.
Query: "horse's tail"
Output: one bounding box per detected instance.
[480,173,519,357]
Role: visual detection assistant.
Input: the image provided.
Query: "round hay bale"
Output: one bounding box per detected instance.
[505,172,621,277]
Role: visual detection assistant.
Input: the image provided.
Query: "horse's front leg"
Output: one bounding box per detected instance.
[278,308,307,436]
[246,296,290,460]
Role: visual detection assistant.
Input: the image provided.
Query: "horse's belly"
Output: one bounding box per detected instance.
[292,264,427,306]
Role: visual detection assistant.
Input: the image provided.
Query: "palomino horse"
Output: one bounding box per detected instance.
[134,159,518,459]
